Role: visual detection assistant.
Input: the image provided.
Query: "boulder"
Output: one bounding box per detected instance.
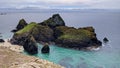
[41,43,50,53]
[39,14,65,29]
[23,35,38,55]
[0,39,5,43]
[54,26,102,49]
[103,37,109,43]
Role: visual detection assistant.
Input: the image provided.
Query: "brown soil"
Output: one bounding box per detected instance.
[0,47,64,68]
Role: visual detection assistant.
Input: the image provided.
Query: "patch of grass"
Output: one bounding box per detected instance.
[16,22,37,34]
[58,26,95,40]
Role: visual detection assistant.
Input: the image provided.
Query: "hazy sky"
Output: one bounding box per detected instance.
[0,0,120,9]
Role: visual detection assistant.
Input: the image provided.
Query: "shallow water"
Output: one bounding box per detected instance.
[0,11,120,68]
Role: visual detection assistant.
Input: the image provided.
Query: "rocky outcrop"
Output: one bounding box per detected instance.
[10,33,28,45]
[11,19,27,32]
[23,35,38,55]
[30,24,54,42]
[10,22,54,45]
[0,39,5,42]
[41,43,50,53]
[39,14,65,29]
[54,26,102,49]
[16,19,27,30]
[0,33,5,43]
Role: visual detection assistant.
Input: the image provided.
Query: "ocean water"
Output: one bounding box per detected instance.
[0,11,120,68]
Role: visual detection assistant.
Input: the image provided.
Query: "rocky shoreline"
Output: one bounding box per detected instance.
[0,39,23,53]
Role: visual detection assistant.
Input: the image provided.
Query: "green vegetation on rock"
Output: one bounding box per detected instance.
[56,26,95,41]
[16,22,37,34]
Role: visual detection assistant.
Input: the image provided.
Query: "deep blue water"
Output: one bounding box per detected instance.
[0,11,120,68]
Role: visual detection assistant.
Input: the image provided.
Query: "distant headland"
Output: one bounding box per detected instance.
[0,12,7,15]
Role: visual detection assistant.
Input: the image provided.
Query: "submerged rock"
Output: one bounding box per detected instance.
[54,26,102,49]
[41,43,50,53]
[77,62,88,68]
[11,19,27,32]
[103,37,109,43]
[59,57,74,68]
[0,39,5,43]
[23,35,38,55]
[11,29,18,32]
[39,14,65,29]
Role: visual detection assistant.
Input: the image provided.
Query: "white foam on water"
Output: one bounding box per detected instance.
[91,47,100,51]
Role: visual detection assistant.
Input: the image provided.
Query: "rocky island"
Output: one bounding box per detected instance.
[10,14,102,54]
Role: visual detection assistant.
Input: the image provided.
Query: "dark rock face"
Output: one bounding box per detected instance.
[23,35,38,55]
[54,26,102,49]
[0,39,5,43]
[11,34,38,54]
[10,33,28,45]
[41,44,50,53]
[10,23,54,45]
[40,14,65,29]
[11,19,27,32]
[31,25,55,42]
[16,19,27,30]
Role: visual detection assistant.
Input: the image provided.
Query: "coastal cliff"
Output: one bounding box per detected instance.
[0,47,64,68]
[10,14,102,54]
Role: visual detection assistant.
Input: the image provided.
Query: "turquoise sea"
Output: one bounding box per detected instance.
[0,11,120,68]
